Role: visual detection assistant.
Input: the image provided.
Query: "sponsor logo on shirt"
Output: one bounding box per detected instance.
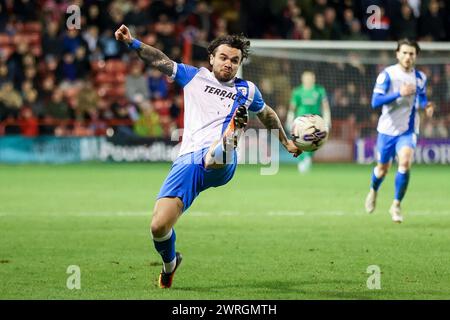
[204,85,237,101]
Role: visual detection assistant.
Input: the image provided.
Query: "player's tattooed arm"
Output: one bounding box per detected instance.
[135,44,174,76]
[114,24,174,76]
[257,105,291,149]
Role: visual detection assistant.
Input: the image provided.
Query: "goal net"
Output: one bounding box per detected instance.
[241,40,450,162]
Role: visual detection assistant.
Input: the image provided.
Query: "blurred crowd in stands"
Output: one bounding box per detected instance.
[243,0,450,41]
[0,0,449,139]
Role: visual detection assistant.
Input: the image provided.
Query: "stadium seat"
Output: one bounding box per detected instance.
[153,99,171,116]
[115,73,126,84]
[23,22,42,33]
[0,34,11,46]
[97,85,126,98]
[95,73,114,85]
[90,60,106,72]
[105,60,127,73]
[12,33,41,46]
[23,33,41,45]
[112,86,126,97]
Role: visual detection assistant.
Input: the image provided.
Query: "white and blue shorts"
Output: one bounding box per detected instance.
[157,147,237,212]
[376,131,417,164]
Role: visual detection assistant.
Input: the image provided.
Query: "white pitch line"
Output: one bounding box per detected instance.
[189,211,212,217]
[74,211,150,217]
[268,211,305,216]
[1,210,450,217]
[408,211,450,216]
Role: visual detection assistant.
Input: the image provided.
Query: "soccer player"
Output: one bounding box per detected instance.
[365,39,434,223]
[287,71,331,173]
[115,25,302,288]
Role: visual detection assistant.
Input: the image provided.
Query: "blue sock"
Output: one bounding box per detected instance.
[153,228,176,263]
[395,170,410,201]
[371,167,385,191]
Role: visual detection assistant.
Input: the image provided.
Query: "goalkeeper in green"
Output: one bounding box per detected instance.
[287,71,331,173]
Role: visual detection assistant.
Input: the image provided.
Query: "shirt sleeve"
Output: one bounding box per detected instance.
[171,62,199,88]
[371,92,401,109]
[417,73,428,109]
[373,71,390,94]
[248,84,266,113]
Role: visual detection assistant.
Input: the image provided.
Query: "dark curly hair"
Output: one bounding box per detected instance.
[207,34,250,62]
[396,39,421,55]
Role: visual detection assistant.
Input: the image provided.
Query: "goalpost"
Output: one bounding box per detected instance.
[240,40,450,163]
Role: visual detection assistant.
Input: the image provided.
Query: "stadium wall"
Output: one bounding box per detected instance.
[1,136,449,164]
[355,137,450,164]
[0,136,177,163]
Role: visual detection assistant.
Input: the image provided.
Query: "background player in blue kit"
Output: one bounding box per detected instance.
[365,39,434,223]
[115,25,302,288]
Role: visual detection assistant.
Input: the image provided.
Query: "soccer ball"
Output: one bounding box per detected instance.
[291,114,329,152]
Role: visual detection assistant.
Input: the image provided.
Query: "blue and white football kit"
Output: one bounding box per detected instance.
[372,64,428,164]
[157,62,266,212]
[125,36,269,286]
[369,64,428,203]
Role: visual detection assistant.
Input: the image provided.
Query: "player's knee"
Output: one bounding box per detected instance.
[377,165,389,177]
[150,210,169,238]
[398,163,411,173]
[398,149,414,169]
[150,218,168,238]
[398,158,412,171]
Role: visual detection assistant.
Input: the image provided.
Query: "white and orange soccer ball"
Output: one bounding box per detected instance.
[291,114,329,152]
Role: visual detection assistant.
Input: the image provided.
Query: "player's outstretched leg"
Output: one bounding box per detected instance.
[389,200,403,223]
[365,164,389,213]
[390,147,413,223]
[365,188,377,214]
[205,105,248,169]
[151,197,183,288]
[158,251,183,289]
[390,168,410,223]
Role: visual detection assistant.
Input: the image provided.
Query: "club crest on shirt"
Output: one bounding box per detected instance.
[238,87,247,97]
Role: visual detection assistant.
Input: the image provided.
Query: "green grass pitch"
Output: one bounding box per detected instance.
[0,162,449,299]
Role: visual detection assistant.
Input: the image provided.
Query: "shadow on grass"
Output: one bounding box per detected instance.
[173,280,450,299]
[171,279,386,299]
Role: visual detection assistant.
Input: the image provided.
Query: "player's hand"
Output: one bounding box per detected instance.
[115,24,132,44]
[234,105,248,128]
[425,102,434,118]
[286,140,302,158]
[399,83,416,97]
